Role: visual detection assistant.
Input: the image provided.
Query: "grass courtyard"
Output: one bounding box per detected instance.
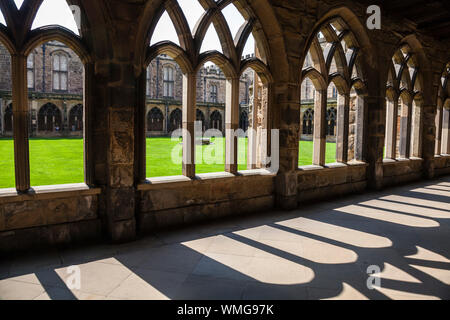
[0,137,336,188]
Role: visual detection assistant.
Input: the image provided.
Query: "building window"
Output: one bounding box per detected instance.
[163,66,174,97]
[332,86,337,98]
[53,53,68,91]
[27,53,34,89]
[210,84,218,103]
[302,108,314,135]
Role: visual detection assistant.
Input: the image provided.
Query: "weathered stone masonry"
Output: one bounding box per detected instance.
[0,0,449,253]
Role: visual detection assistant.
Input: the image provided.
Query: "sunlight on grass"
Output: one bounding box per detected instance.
[0,138,338,188]
[0,138,15,188]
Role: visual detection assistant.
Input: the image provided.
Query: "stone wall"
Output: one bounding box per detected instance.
[0,185,101,253]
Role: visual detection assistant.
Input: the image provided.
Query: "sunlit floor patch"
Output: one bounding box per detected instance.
[359,199,450,219]
[372,262,421,283]
[323,282,369,300]
[409,265,450,285]
[405,246,450,263]
[380,195,450,210]
[334,205,439,227]
[276,217,392,248]
[374,286,440,300]
[411,187,450,198]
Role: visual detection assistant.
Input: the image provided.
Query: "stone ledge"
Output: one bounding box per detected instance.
[138,169,276,190]
[382,157,424,166]
[0,183,102,204]
[298,161,368,172]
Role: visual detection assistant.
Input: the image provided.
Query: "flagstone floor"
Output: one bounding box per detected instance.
[1,177,449,300]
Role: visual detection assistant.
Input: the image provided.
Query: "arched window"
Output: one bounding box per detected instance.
[163,66,174,97]
[196,109,205,132]
[300,17,366,166]
[169,108,182,132]
[38,103,62,132]
[27,53,34,89]
[148,107,164,132]
[210,84,218,103]
[326,107,337,136]
[53,53,68,91]
[4,103,12,132]
[302,108,314,135]
[239,111,249,132]
[69,104,83,131]
[210,110,222,131]
[385,44,421,160]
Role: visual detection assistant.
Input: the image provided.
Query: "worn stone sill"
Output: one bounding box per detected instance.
[435,154,450,158]
[298,161,367,172]
[0,183,102,203]
[138,169,276,190]
[383,157,423,165]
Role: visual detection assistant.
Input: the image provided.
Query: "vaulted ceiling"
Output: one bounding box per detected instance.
[357,0,450,40]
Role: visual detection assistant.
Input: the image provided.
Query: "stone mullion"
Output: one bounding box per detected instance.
[435,101,443,155]
[385,99,399,159]
[354,95,367,161]
[225,77,239,174]
[313,90,327,166]
[442,106,450,155]
[336,93,350,163]
[398,101,412,159]
[84,62,95,186]
[11,54,30,192]
[182,73,196,178]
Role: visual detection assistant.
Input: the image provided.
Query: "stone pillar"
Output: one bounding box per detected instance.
[336,93,350,163]
[411,100,423,158]
[11,54,30,192]
[442,106,450,154]
[435,101,443,155]
[182,73,196,178]
[385,99,399,159]
[398,100,412,159]
[225,77,239,174]
[421,104,437,178]
[313,90,327,166]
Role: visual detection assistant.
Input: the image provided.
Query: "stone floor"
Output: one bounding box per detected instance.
[0,177,449,300]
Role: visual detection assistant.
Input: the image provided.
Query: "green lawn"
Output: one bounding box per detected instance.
[0,137,336,188]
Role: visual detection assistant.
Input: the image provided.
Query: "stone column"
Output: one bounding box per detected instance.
[411,100,423,158]
[313,89,327,166]
[435,101,443,155]
[225,77,239,174]
[442,106,450,154]
[336,93,350,163]
[182,72,196,178]
[421,104,437,178]
[385,99,399,159]
[11,54,30,192]
[398,100,412,159]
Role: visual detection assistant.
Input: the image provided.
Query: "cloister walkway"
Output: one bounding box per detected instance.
[0,177,449,300]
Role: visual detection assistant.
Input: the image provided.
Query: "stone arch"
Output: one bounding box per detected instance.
[38,102,62,132]
[196,109,206,131]
[239,110,249,131]
[169,108,182,132]
[68,104,83,131]
[147,107,164,132]
[210,110,223,131]
[302,108,314,135]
